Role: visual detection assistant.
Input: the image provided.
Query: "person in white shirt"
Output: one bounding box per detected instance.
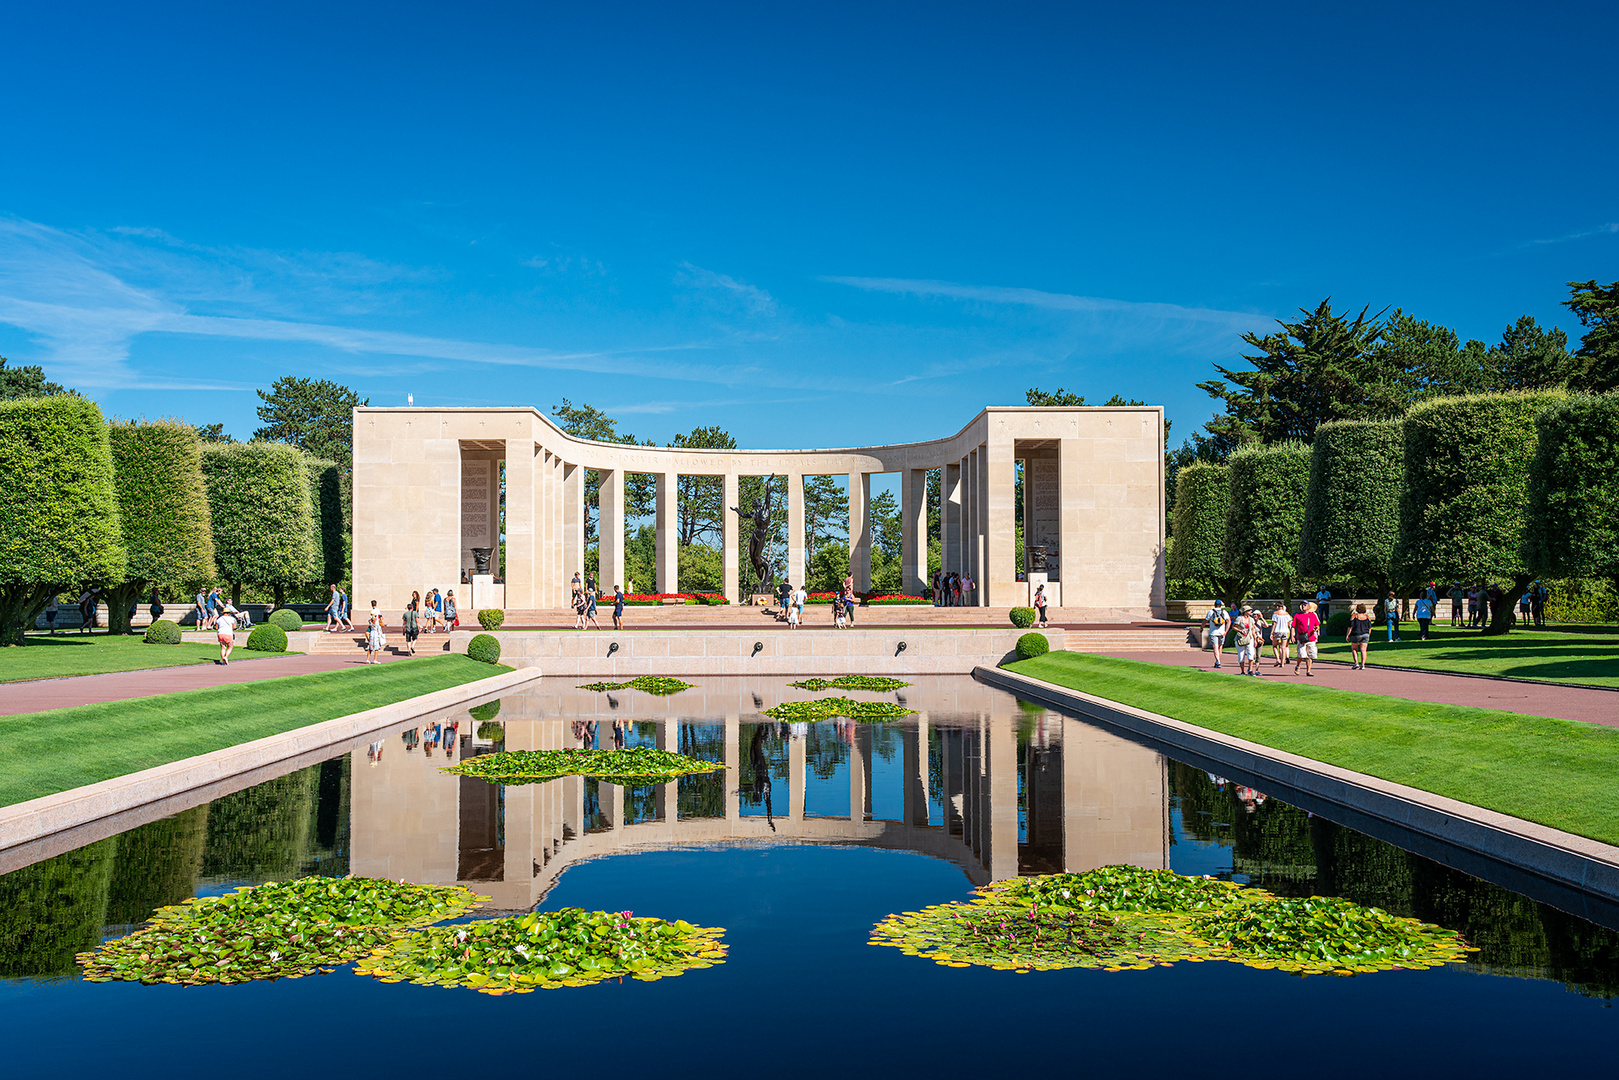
[216,605,238,665]
[1270,603,1293,667]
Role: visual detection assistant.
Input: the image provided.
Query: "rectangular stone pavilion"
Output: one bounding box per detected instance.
[351,405,1166,620]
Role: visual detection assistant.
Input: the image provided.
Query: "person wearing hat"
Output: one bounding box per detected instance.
[1292,601,1321,676]
[216,604,239,665]
[1232,606,1262,676]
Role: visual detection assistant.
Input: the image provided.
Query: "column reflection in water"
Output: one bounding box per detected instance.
[348,687,1171,909]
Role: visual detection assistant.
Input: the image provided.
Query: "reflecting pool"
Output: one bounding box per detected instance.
[2,676,1615,1076]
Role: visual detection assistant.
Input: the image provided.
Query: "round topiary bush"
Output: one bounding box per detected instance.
[269,608,303,632]
[1015,632,1050,660]
[143,618,182,644]
[477,721,505,743]
[1009,606,1037,628]
[477,608,505,630]
[1325,611,1351,638]
[469,700,502,723]
[466,633,502,664]
[245,623,288,652]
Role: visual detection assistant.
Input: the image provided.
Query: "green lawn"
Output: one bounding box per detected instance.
[1007,650,1619,846]
[0,654,510,807]
[2,634,285,684]
[1315,625,1619,688]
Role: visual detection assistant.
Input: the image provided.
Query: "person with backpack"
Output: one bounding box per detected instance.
[1291,601,1321,676]
[1205,600,1230,668]
[1233,606,1262,676]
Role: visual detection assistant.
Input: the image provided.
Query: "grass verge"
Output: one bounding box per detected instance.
[1006,651,1619,846]
[0,654,510,807]
[2,634,264,684]
[1315,626,1619,688]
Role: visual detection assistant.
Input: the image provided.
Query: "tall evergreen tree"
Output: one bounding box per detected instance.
[253,377,368,469]
[1563,279,1619,393]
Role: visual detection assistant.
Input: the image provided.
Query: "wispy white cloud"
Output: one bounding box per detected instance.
[677,261,777,317]
[1525,221,1619,247]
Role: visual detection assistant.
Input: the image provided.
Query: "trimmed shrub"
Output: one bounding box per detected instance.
[477,721,505,743]
[0,396,126,645]
[201,442,317,603]
[1394,390,1564,631]
[1325,611,1351,638]
[104,420,216,636]
[1169,462,1250,604]
[269,608,304,632]
[466,633,502,664]
[468,700,502,723]
[305,456,350,591]
[1224,442,1311,591]
[1523,395,1619,582]
[1015,632,1050,660]
[1009,606,1037,628]
[144,618,182,644]
[477,608,506,630]
[1299,420,1403,590]
[245,623,288,652]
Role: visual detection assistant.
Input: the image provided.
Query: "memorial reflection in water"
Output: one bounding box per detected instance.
[350,677,1171,909]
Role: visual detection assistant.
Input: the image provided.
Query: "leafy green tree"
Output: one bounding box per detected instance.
[1523,395,1619,589]
[194,422,234,443]
[677,543,724,593]
[1298,420,1404,598]
[1563,279,1619,393]
[106,806,209,924]
[200,766,318,880]
[0,838,116,977]
[1167,463,1250,604]
[1223,442,1311,598]
[306,456,349,589]
[669,425,734,546]
[1199,299,1390,447]
[0,357,66,399]
[551,399,655,543]
[0,395,126,645]
[623,523,656,592]
[201,442,318,606]
[104,420,216,634]
[253,377,368,469]
[1487,315,1573,391]
[737,473,786,593]
[1394,390,1565,633]
[802,474,848,575]
[1025,387,1090,406]
[1370,310,1483,399]
[807,541,851,592]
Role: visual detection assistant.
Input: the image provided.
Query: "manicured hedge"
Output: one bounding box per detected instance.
[1223,442,1311,590]
[305,455,350,589]
[1168,462,1253,603]
[245,623,288,652]
[469,700,502,723]
[1009,606,1037,628]
[269,608,304,632]
[144,618,183,644]
[467,633,502,664]
[1299,419,1403,589]
[104,420,215,635]
[1394,391,1564,619]
[0,396,126,645]
[1014,632,1050,660]
[477,608,506,630]
[202,442,317,602]
[1523,394,1619,581]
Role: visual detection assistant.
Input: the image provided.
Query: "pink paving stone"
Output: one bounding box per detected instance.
[1097,650,1619,729]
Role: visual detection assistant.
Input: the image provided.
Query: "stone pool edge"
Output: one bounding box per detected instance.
[974,664,1619,905]
[0,667,542,871]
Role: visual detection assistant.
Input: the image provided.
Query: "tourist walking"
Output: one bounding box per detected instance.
[194,588,209,630]
[1466,586,1480,628]
[402,594,420,656]
[842,580,857,627]
[612,585,625,630]
[364,601,386,664]
[950,572,962,607]
[794,583,806,625]
[572,586,587,630]
[786,582,800,628]
[931,569,942,606]
[325,584,340,631]
[962,572,975,606]
[1292,601,1321,676]
[1384,591,1401,641]
[77,587,99,633]
[1270,602,1293,667]
[1415,594,1434,640]
[583,586,599,630]
[1205,600,1229,668]
[1347,603,1372,669]
[1448,582,1465,626]
[1233,606,1262,676]
[148,587,164,623]
[444,589,459,629]
[45,594,58,634]
[1518,589,1532,628]
[207,586,223,630]
[215,604,237,665]
[1034,583,1049,629]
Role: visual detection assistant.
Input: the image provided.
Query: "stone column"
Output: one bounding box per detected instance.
[656,720,678,823]
[849,724,870,822]
[849,471,871,592]
[724,714,740,824]
[551,451,566,607]
[598,468,624,594]
[563,461,584,595]
[723,472,740,603]
[962,451,977,595]
[903,719,930,827]
[902,467,928,598]
[503,440,536,609]
[986,708,1018,878]
[986,436,1015,608]
[537,450,554,608]
[789,732,806,821]
[942,462,962,588]
[974,446,990,605]
[1058,437,1086,605]
[655,471,678,595]
[787,472,806,590]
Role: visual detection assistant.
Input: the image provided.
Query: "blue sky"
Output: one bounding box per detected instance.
[1,1,1614,454]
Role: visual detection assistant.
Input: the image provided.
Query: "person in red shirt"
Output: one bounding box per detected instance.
[1292,601,1322,677]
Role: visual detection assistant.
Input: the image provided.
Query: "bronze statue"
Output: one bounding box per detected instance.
[731,476,776,593]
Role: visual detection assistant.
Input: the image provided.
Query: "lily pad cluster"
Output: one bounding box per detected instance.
[872,864,1475,976]
[355,907,728,994]
[577,676,694,695]
[78,876,487,986]
[787,676,911,692]
[762,697,917,722]
[443,746,725,785]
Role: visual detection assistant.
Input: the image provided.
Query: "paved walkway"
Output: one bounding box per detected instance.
[0,650,400,717]
[1099,650,1619,728]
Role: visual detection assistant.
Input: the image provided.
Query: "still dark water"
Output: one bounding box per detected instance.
[2,676,1614,1077]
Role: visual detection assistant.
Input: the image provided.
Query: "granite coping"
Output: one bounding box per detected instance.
[974,665,1619,911]
[0,667,542,861]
